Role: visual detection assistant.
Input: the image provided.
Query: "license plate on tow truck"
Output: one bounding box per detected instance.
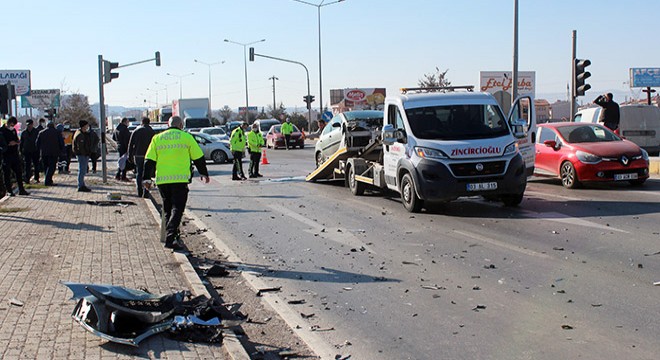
[466,182,498,191]
[614,173,638,181]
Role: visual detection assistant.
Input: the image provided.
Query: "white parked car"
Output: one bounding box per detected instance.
[191,132,233,163]
[198,126,229,141]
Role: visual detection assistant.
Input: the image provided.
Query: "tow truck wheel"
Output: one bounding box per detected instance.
[401,173,423,213]
[315,151,325,168]
[501,192,524,207]
[348,165,365,196]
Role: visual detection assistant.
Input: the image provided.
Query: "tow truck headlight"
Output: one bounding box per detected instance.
[415,147,448,159]
[503,142,518,156]
[576,150,602,164]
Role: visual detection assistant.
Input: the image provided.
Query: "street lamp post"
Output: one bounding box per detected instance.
[269,75,279,111]
[292,0,345,119]
[224,38,266,122]
[166,72,195,99]
[194,59,225,120]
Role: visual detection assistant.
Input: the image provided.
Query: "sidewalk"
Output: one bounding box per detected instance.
[0,167,231,358]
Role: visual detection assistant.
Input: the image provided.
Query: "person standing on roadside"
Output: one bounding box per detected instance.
[127,117,155,197]
[247,123,264,178]
[35,118,46,177]
[594,93,620,131]
[0,117,29,196]
[20,119,40,184]
[72,120,92,192]
[89,127,100,173]
[230,122,248,180]
[113,117,131,181]
[37,120,63,186]
[143,116,210,250]
[281,116,294,150]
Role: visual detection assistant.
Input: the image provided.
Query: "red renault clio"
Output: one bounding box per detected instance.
[534,122,649,188]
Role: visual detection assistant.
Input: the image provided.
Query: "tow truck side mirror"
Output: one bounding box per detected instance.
[382,124,396,145]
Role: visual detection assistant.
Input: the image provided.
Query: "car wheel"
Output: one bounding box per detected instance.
[211,150,227,164]
[400,173,423,213]
[501,192,524,207]
[315,151,325,168]
[629,179,646,186]
[560,161,580,189]
[347,165,365,196]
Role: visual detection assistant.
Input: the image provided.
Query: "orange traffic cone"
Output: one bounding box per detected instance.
[261,148,270,165]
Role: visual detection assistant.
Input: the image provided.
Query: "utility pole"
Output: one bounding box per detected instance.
[269,75,279,111]
[512,0,519,101]
[570,30,577,121]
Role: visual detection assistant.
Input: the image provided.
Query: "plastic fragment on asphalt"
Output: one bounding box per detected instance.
[653,281,660,286]
[562,325,574,330]
[256,286,282,296]
[9,298,23,306]
[472,305,486,311]
[300,312,315,319]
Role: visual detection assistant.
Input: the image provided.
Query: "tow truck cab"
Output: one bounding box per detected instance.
[376,89,532,211]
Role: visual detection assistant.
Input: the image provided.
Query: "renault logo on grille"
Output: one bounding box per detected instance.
[621,156,629,166]
[475,163,484,171]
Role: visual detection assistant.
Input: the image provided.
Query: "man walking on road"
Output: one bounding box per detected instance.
[20,119,40,184]
[594,93,620,131]
[230,122,248,181]
[128,117,155,197]
[143,116,210,250]
[247,123,264,178]
[281,116,294,150]
[1,117,29,196]
[72,120,93,192]
[37,120,63,186]
[113,117,131,181]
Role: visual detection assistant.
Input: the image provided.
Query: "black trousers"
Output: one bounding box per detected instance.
[23,152,40,182]
[232,151,245,178]
[284,134,291,149]
[2,156,26,193]
[42,155,58,185]
[249,151,261,176]
[158,183,189,246]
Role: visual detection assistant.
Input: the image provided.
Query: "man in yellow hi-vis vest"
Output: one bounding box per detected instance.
[280,116,294,150]
[143,116,210,250]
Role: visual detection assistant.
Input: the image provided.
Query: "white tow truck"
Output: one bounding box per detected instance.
[306,86,534,212]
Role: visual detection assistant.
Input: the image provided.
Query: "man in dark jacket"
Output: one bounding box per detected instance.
[72,120,93,192]
[20,119,40,183]
[0,117,29,196]
[37,121,64,186]
[112,117,131,181]
[127,117,155,197]
[594,93,620,131]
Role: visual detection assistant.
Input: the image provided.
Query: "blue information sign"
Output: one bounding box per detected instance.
[630,68,660,87]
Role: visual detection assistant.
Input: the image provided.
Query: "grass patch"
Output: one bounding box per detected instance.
[25,184,47,189]
[0,207,30,213]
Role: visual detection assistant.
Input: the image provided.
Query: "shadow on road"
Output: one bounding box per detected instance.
[224,262,400,284]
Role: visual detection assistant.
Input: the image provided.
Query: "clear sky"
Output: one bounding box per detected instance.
[4,0,659,112]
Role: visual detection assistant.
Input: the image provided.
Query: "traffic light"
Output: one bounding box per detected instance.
[574,58,591,96]
[249,47,255,62]
[103,60,119,84]
[303,95,315,109]
[44,108,56,120]
[155,51,161,66]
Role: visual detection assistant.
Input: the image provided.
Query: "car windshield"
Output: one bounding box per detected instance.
[186,118,211,128]
[260,121,279,132]
[196,133,217,142]
[343,111,383,131]
[203,128,225,135]
[405,104,509,140]
[558,125,621,143]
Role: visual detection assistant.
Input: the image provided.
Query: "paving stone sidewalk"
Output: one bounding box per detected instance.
[0,166,228,359]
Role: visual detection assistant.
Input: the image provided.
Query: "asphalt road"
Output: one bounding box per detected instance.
[186,144,660,360]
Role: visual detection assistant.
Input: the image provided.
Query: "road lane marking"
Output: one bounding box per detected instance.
[524,190,583,201]
[520,210,629,233]
[453,230,553,259]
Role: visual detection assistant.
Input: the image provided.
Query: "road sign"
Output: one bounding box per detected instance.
[322,111,333,122]
[21,89,61,108]
[630,68,660,87]
[0,70,31,96]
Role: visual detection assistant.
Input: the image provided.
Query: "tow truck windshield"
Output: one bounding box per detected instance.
[406,104,509,140]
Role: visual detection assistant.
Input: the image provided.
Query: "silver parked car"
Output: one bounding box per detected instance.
[198,126,229,141]
[191,132,234,164]
[314,110,383,167]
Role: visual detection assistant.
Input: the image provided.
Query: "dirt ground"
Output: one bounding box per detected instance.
[151,192,318,360]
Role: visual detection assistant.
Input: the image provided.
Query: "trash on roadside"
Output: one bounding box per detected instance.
[199,264,229,277]
[653,281,660,286]
[300,312,315,319]
[287,299,306,305]
[9,298,24,307]
[256,286,282,297]
[106,192,122,200]
[87,200,136,207]
[471,304,487,311]
[561,324,574,330]
[61,281,240,347]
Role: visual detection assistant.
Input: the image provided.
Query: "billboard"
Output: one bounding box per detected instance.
[0,70,31,96]
[629,68,660,88]
[479,71,535,113]
[330,88,386,112]
[21,89,61,109]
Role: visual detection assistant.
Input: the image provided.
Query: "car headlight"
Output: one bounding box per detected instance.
[640,148,649,161]
[503,142,519,156]
[415,147,448,159]
[576,150,602,164]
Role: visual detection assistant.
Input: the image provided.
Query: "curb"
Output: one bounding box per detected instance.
[144,197,251,360]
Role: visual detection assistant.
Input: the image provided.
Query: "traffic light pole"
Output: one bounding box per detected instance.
[250,51,312,133]
[98,55,109,183]
[570,30,577,121]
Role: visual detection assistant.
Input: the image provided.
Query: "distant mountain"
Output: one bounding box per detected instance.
[90,103,147,120]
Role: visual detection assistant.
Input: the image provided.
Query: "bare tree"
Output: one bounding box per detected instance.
[59,94,96,127]
[418,67,452,91]
[268,102,287,119]
[218,105,234,123]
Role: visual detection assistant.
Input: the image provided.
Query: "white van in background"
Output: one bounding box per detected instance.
[574,104,660,155]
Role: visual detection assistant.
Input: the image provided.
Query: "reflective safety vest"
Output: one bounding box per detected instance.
[247,130,264,153]
[281,122,294,135]
[145,128,204,185]
[230,127,246,152]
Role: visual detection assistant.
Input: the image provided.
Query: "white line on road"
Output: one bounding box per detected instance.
[453,229,553,259]
[521,210,629,233]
